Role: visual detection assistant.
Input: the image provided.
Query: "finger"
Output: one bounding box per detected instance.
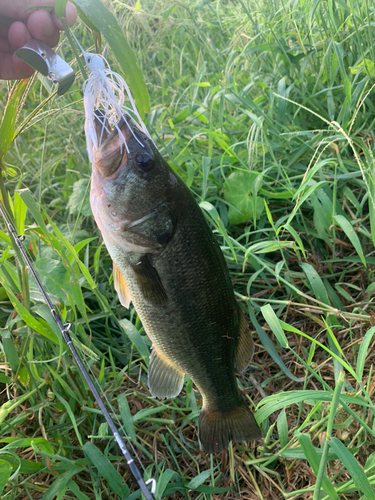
[52,2,77,30]
[0,16,13,42]
[27,10,60,48]
[0,39,11,52]
[0,1,55,21]
[0,53,34,79]
[6,22,35,79]
[8,21,30,50]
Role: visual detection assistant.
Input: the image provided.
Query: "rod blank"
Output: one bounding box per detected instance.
[0,202,156,500]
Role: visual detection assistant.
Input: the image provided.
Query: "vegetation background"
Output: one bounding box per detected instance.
[0,0,375,498]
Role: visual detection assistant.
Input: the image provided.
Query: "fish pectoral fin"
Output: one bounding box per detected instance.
[148,346,184,399]
[131,256,168,306]
[234,309,254,373]
[113,263,132,308]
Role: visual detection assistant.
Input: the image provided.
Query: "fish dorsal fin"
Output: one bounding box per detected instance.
[131,256,168,306]
[148,346,185,399]
[234,309,254,373]
[113,263,132,308]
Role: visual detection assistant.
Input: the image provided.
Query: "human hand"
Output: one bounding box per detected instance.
[0,0,77,80]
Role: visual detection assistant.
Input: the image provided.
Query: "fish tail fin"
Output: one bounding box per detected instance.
[198,402,261,454]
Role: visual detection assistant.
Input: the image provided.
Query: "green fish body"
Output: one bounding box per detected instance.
[90,115,261,453]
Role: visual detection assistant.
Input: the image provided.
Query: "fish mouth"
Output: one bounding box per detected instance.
[92,111,144,178]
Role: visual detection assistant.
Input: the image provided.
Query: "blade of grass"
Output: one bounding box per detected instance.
[313,370,345,500]
[328,437,375,500]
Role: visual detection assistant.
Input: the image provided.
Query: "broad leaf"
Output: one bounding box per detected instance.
[67,179,92,217]
[0,460,12,496]
[223,171,263,224]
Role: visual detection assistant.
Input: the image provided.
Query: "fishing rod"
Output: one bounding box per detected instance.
[0,202,156,500]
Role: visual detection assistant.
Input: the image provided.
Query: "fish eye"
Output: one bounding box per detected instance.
[136,152,155,172]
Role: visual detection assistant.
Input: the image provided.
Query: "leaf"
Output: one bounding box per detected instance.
[298,434,340,500]
[0,373,11,384]
[31,439,55,456]
[73,0,150,116]
[54,0,69,18]
[333,42,351,106]
[118,393,137,442]
[223,171,264,224]
[17,188,49,238]
[69,272,88,322]
[334,215,366,267]
[1,330,19,373]
[350,58,375,77]
[119,319,150,361]
[261,304,288,348]
[280,320,360,382]
[14,191,27,236]
[41,468,83,500]
[156,469,179,497]
[277,77,287,124]
[365,452,375,472]
[279,446,337,461]
[191,485,233,494]
[300,262,330,305]
[34,258,68,296]
[0,281,58,344]
[328,438,375,499]
[1,437,54,453]
[199,201,236,260]
[282,223,306,258]
[277,408,288,448]
[187,470,212,489]
[67,179,92,217]
[248,307,304,383]
[286,180,328,226]
[133,405,168,422]
[0,455,44,474]
[82,442,130,497]
[0,80,28,161]
[53,387,83,446]
[45,217,96,289]
[0,459,12,496]
[356,326,375,381]
[256,390,369,423]
[66,480,91,500]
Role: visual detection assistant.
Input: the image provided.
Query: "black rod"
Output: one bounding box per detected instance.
[0,202,156,500]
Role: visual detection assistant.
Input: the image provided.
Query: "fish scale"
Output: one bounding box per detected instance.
[90,113,262,453]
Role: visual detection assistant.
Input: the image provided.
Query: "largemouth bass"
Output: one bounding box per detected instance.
[90,112,261,453]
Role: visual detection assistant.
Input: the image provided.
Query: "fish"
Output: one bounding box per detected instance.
[89,111,262,453]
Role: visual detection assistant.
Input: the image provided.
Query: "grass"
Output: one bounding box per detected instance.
[1,0,375,498]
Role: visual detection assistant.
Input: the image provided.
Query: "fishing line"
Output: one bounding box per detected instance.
[0,202,156,500]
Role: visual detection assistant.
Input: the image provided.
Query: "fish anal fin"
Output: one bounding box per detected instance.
[113,263,132,308]
[199,403,262,454]
[234,309,254,373]
[131,256,168,306]
[148,346,184,399]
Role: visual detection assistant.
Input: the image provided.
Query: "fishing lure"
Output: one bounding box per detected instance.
[69,30,151,160]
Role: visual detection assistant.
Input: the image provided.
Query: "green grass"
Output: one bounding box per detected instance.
[1,0,375,498]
